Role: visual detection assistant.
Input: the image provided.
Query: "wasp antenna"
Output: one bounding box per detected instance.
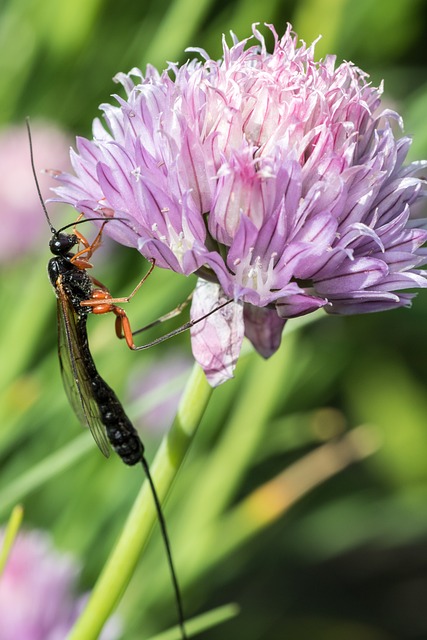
[26,117,56,234]
[57,217,117,235]
[56,216,134,236]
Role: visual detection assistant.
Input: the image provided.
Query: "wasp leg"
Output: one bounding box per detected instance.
[131,292,193,337]
[71,220,107,267]
[114,298,232,351]
[80,259,230,351]
[80,260,155,309]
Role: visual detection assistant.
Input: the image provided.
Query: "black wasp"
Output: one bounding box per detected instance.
[27,120,187,640]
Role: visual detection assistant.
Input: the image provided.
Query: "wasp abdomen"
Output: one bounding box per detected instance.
[92,376,144,466]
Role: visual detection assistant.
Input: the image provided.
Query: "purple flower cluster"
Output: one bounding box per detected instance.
[53,24,427,385]
[0,528,120,640]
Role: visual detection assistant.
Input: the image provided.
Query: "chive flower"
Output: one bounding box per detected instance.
[0,528,121,639]
[53,24,427,385]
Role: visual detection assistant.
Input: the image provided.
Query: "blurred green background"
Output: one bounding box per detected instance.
[2,0,427,638]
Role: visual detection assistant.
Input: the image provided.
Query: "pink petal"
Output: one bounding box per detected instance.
[190,280,244,386]
[243,304,287,358]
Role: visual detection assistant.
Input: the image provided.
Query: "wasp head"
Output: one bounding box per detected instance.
[49,231,78,256]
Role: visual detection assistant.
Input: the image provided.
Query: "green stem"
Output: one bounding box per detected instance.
[67,364,212,640]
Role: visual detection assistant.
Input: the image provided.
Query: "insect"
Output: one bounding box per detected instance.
[27,120,188,640]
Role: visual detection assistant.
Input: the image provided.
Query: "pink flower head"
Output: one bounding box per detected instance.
[0,528,121,640]
[53,24,427,385]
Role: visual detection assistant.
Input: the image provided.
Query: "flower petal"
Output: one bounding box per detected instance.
[190,280,244,386]
[243,304,287,357]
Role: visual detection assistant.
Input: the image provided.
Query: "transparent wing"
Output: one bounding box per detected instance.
[56,285,111,458]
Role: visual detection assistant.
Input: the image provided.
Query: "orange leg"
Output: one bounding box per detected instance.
[80,260,155,310]
[80,258,232,352]
[79,261,156,348]
[83,288,231,351]
[79,289,140,349]
[71,220,107,268]
[114,297,233,351]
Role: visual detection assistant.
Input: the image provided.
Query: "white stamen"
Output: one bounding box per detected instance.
[232,247,277,295]
[131,166,141,181]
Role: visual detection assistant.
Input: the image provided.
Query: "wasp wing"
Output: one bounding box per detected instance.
[56,284,111,458]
